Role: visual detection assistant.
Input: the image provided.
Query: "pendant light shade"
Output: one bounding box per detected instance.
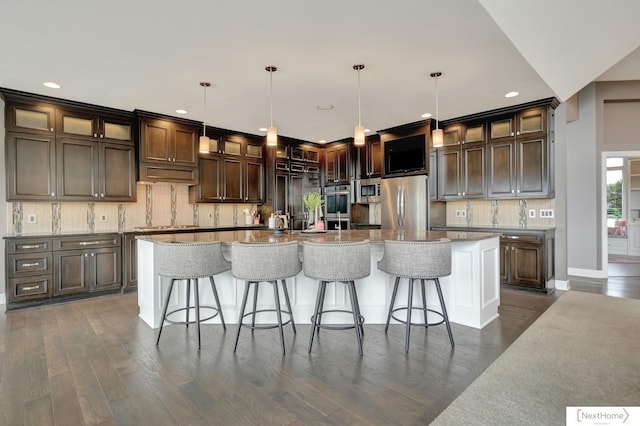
[353,64,365,146]
[199,82,211,153]
[266,66,278,147]
[430,72,443,148]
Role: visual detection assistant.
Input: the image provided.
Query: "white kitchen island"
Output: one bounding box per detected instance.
[137,229,501,330]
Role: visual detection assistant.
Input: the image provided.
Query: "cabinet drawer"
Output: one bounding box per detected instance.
[54,236,121,251]
[8,276,53,303]
[7,239,53,254]
[500,234,541,244]
[7,253,53,277]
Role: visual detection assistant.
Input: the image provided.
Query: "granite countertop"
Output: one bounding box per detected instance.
[431,225,555,232]
[136,229,501,244]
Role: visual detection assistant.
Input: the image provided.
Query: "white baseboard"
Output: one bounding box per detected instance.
[567,267,608,279]
[555,279,570,290]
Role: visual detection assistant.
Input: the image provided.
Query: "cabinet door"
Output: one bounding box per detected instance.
[325,149,336,184]
[223,158,243,202]
[190,156,221,202]
[516,107,547,137]
[100,143,136,201]
[123,235,137,289]
[172,123,198,166]
[100,115,133,144]
[489,115,515,141]
[54,249,88,295]
[517,137,547,197]
[437,148,461,199]
[140,119,172,164]
[91,247,121,292]
[462,143,485,197]
[289,174,306,229]
[305,146,320,163]
[336,145,350,183]
[245,141,263,159]
[6,132,57,200]
[487,140,515,197]
[369,138,382,177]
[245,160,264,203]
[499,243,511,283]
[7,103,56,134]
[274,172,289,214]
[443,124,463,146]
[57,138,99,200]
[510,243,544,289]
[57,108,98,139]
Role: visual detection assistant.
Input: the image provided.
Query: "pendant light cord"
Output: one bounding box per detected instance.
[434,74,439,130]
[269,68,274,127]
[357,67,362,126]
[203,84,207,134]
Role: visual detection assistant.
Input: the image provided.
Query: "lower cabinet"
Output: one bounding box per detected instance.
[500,229,554,291]
[122,234,137,290]
[5,234,121,310]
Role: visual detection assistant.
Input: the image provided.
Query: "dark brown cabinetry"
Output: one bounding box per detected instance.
[324,142,351,185]
[500,229,554,291]
[5,235,122,310]
[53,236,121,296]
[122,234,137,290]
[435,99,557,200]
[2,91,136,202]
[138,113,200,184]
[357,134,382,178]
[189,132,265,203]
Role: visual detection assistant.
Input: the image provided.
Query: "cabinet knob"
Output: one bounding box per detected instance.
[511,190,515,194]
[101,193,104,197]
[91,253,95,257]
[50,128,54,132]
[51,192,55,196]
[94,193,98,197]
[100,134,104,139]
[84,253,88,257]
[94,133,98,138]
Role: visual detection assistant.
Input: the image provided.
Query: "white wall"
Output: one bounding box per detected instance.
[0,98,5,305]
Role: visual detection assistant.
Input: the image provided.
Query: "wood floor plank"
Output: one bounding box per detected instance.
[24,395,55,426]
[67,355,114,425]
[49,371,86,426]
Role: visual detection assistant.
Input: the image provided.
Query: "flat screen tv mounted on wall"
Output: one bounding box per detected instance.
[383,134,426,176]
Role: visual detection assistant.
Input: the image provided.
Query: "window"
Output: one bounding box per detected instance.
[607,157,623,228]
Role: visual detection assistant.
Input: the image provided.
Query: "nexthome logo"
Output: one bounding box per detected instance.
[567,406,639,426]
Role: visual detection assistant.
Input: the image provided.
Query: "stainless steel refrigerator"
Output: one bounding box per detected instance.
[381,175,432,231]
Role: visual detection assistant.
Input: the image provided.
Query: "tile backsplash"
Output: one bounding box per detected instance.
[7,183,257,235]
[446,198,556,228]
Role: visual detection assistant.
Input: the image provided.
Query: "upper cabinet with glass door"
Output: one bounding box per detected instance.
[6,102,56,135]
[57,108,133,145]
[489,106,547,142]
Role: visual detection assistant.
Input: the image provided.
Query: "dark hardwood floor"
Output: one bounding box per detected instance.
[0,288,562,425]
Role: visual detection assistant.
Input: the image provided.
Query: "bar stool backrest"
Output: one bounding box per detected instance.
[302,240,371,281]
[154,241,231,279]
[231,241,302,281]
[377,239,451,279]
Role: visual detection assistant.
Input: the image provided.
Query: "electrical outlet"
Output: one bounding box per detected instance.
[209,212,213,219]
[540,209,554,218]
[100,213,107,222]
[27,214,37,224]
[460,210,466,218]
[529,209,536,218]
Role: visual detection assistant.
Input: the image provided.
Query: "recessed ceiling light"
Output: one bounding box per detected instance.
[318,139,327,144]
[43,82,61,89]
[421,112,432,118]
[317,104,334,110]
[505,91,519,98]
[176,109,187,114]
[258,127,268,132]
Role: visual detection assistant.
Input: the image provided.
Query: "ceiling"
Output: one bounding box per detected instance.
[1,0,639,143]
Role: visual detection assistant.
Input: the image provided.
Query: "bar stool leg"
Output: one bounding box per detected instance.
[405,278,414,353]
[209,276,226,331]
[434,278,455,348]
[156,279,176,346]
[316,281,328,336]
[348,280,363,356]
[281,279,296,334]
[385,276,400,333]
[351,282,364,337]
[194,279,201,349]
[251,282,259,334]
[420,279,428,328]
[185,279,191,328]
[272,280,286,355]
[308,280,325,352]
[234,281,251,353]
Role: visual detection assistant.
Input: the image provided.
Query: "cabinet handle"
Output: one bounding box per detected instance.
[100,134,104,139]
[101,193,104,197]
[94,193,98,197]
[50,128,54,132]
[511,190,515,194]
[84,253,88,257]
[20,244,42,249]
[78,241,101,246]
[511,246,515,251]
[21,285,40,291]
[21,262,40,268]
[508,235,520,239]
[51,192,55,196]
[94,133,98,138]
[91,253,95,257]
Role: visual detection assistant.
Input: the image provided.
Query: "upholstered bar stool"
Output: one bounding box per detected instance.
[377,239,454,352]
[302,240,370,356]
[155,241,229,350]
[231,241,301,355]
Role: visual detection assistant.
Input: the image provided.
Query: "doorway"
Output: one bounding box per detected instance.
[603,152,640,277]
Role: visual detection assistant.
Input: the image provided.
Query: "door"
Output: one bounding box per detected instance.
[381,175,428,231]
[289,174,306,230]
[511,243,544,288]
[517,137,547,197]
[487,140,515,197]
[140,119,172,164]
[274,172,289,214]
[463,143,485,197]
[191,156,221,202]
[172,123,198,166]
[6,132,57,200]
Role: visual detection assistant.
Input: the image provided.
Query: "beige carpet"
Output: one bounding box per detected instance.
[432,291,640,426]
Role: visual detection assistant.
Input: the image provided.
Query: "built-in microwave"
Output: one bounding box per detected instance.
[355,178,381,203]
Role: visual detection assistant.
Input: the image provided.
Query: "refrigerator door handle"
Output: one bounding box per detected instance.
[399,182,405,229]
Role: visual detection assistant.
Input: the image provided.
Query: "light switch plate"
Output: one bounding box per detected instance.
[529,209,536,218]
[100,213,107,222]
[540,209,554,218]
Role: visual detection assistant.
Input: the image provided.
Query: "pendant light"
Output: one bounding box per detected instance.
[266,65,278,147]
[353,64,365,146]
[199,81,211,153]
[430,72,443,148]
